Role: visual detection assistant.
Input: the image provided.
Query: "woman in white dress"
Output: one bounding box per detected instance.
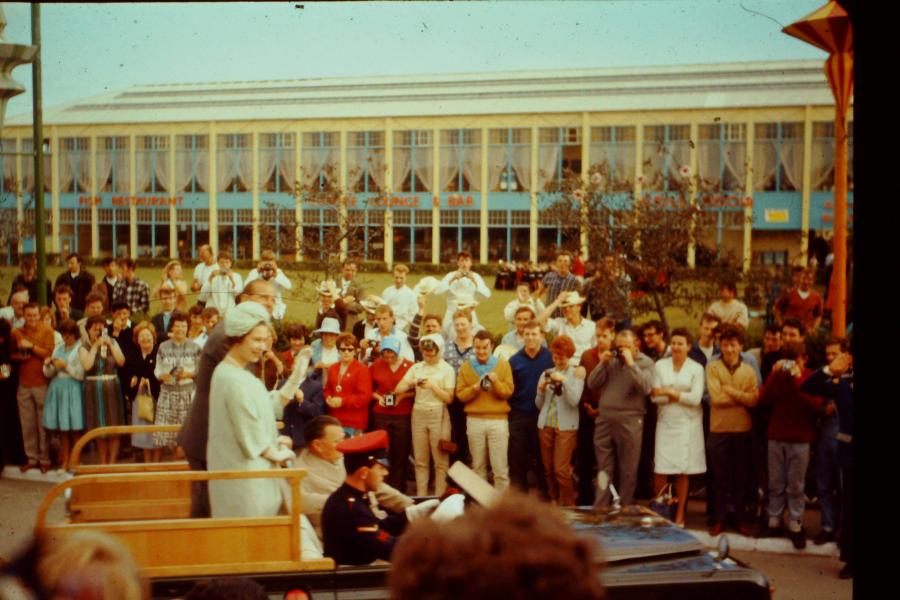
[650,327,705,527]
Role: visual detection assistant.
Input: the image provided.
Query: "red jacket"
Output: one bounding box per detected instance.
[759,367,823,443]
[325,360,373,431]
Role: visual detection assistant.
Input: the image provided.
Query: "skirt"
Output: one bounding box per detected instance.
[153,384,195,448]
[43,377,84,432]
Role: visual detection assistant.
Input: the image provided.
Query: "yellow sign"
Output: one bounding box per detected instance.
[764,209,790,223]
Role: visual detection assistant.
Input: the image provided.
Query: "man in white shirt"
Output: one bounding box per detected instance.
[362,304,415,362]
[501,305,545,351]
[0,288,28,329]
[503,281,546,328]
[244,250,293,320]
[191,244,218,296]
[434,251,491,334]
[707,281,750,329]
[199,251,243,315]
[381,263,417,333]
[538,291,596,366]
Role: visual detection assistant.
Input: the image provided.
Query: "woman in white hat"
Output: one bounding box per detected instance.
[394,333,456,496]
[206,302,306,518]
[310,317,343,387]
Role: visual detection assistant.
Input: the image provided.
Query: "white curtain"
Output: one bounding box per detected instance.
[96,150,114,193]
[216,149,234,192]
[280,147,296,192]
[696,141,720,190]
[194,148,210,192]
[488,145,507,191]
[642,142,665,190]
[511,145,531,192]
[236,148,252,190]
[616,142,635,187]
[346,146,366,191]
[811,138,835,191]
[367,147,385,191]
[75,153,91,192]
[300,147,323,187]
[393,147,411,192]
[537,145,560,191]
[175,149,194,192]
[589,143,612,172]
[669,141,690,172]
[59,152,75,192]
[460,146,482,191]
[438,146,458,191]
[136,151,153,193]
[723,141,747,191]
[752,140,778,191]
[413,146,432,192]
[115,149,130,193]
[154,149,169,192]
[779,139,805,191]
[2,140,16,190]
[259,147,278,191]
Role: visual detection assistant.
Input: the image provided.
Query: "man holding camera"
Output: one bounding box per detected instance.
[245,250,293,320]
[434,251,491,336]
[586,329,655,508]
[456,331,514,491]
[199,251,243,315]
[370,337,416,492]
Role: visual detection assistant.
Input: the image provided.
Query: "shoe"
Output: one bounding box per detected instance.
[839,563,852,579]
[814,530,836,545]
[19,461,36,473]
[708,523,724,536]
[789,527,807,550]
[39,463,50,474]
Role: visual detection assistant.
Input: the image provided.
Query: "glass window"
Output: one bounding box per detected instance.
[753,122,803,192]
[696,123,746,192]
[538,127,581,191]
[488,128,530,192]
[176,135,209,193]
[440,129,481,192]
[301,132,339,191]
[641,125,690,192]
[20,138,52,194]
[135,136,166,193]
[216,134,251,192]
[59,137,90,193]
[589,126,636,190]
[347,131,385,193]
[393,130,431,192]
[1,138,17,193]
[260,133,296,193]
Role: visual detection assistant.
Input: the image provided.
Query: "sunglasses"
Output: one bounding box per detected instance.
[339,347,356,353]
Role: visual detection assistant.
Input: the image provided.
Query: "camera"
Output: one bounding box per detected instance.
[479,376,493,392]
[383,393,396,407]
[781,360,796,372]
[544,369,564,396]
[417,378,428,387]
[611,348,620,359]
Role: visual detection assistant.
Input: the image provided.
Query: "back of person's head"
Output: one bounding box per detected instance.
[35,530,147,600]
[389,492,605,600]
[183,577,267,600]
[303,415,341,445]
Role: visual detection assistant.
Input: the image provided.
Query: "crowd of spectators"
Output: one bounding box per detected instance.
[0,249,852,579]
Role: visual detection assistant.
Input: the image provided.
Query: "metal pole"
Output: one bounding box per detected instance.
[31,3,46,305]
[831,100,848,337]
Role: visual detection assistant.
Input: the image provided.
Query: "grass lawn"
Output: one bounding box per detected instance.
[0,266,749,339]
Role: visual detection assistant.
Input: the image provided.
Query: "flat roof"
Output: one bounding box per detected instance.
[5,59,839,126]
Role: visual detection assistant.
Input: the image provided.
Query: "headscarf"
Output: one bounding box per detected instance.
[224,301,270,337]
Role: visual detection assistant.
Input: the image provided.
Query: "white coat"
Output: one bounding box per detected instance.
[651,357,706,475]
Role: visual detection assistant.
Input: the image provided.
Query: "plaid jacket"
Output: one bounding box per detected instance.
[112,277,150,315]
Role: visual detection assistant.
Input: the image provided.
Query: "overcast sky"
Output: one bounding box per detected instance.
[2,1,828,119]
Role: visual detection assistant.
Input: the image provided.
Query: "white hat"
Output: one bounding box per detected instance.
[559,290,587,307]
[314,317,342,335]
[419,333,445,355]
[492,344,518,361]
[316,279,339,297]
[454,294,479,310]
[360,295,384,313]
[224,302,271,337]
[413,276,441,296]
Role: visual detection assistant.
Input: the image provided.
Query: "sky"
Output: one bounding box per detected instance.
[1,1,829,120]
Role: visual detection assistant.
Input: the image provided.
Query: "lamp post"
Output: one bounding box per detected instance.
[783,0,853,338]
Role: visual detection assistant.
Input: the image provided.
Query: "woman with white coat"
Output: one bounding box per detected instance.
[651,327,705,527]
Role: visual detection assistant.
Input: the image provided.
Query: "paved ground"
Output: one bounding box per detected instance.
[0,468,850,600]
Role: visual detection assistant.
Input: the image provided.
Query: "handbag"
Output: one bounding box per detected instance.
[437,405,457,454]
[136,377,155,422]
[649,483,678,521]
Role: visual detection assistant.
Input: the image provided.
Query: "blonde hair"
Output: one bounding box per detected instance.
[37,530,147,600]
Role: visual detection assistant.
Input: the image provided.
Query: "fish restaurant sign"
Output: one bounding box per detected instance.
[79,195,184,207]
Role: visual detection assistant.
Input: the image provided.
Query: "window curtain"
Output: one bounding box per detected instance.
[439,146,458,191]
[752,140,778,191]
[722,140,747,191]
[97,149,114,193]
[75,151,91,193]
[153,149,169,193]
[460,146,481,191]
[1,140,16,190]
[615,142,635,187]
[589,142,612,172]
[696,141,721,191]
[393,147,411,192]
[236,148,252,190]
[346,146,366,191]
[194,148,210,192]
[216,149,235,192]
[279,146,296,192]
[175,148,195,192]
[59,151,75,193]
[136,151,154,193]
[114,148,130,193]
[779,138,805,191]
[642,142,664,191]
[537,145,560,191]
[259,147,278,191]
[367,147,385,191]
[488,145,507,191]
[511,145,531,192]
[811,138,835,191]
[413,146,432,192]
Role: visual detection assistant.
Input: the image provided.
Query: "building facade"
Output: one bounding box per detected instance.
[0,60,852,268]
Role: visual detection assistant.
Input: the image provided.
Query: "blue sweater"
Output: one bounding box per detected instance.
[508,346,554,415]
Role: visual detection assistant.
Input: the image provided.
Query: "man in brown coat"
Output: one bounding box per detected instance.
[12,303,56,472]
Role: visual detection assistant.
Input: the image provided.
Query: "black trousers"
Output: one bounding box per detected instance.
[448,399,471,466]
[707,431,753,525]
[372,412,412,492]
[187,455,211,518]
[508,409,547,497]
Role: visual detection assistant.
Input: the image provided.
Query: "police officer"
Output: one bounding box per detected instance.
[321,430,439,565]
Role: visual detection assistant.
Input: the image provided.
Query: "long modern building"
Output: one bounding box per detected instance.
[0,59,852,268]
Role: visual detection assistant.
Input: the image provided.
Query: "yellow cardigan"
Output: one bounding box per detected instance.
[706,359,759,433]
[456,358,514,418]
